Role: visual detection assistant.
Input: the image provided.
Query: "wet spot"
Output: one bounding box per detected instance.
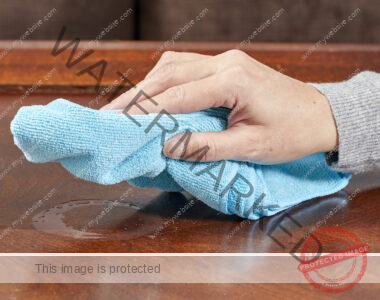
[32,199,163,240]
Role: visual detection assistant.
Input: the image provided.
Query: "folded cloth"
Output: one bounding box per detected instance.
[10,99,351,219]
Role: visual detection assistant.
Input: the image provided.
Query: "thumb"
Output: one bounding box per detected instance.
[163,127,258,162]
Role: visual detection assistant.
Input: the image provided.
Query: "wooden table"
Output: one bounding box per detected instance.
[0,41,379,298]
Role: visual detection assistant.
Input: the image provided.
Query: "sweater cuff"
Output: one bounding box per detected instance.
[309,71,380,174]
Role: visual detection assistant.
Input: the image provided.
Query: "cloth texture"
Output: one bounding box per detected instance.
[310,71,380,174]
[10,99,350,219]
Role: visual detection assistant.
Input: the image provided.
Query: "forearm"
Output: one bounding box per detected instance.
[310,71,380,174]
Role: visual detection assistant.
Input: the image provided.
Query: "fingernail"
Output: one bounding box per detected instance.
[163,137,183,159]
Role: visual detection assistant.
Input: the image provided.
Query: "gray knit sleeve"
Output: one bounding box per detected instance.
[309,71,380,174]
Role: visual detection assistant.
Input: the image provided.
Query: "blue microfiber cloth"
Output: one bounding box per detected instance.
[10,99,351,220]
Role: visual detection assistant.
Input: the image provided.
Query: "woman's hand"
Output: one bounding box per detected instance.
[100,50,338,164]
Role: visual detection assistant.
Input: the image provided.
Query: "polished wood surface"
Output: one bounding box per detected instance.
[0,41,379,298]
[0,283,379,300]
[0,41,379,91]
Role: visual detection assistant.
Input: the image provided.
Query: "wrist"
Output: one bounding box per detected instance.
[311,86,339,153]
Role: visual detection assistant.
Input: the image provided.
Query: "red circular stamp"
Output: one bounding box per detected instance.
[298,227,370,293]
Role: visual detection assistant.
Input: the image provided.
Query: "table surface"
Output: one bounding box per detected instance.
[0,41,379,298]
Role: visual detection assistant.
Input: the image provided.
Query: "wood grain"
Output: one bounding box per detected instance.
[0,283,379,300]
[0,41,379,92]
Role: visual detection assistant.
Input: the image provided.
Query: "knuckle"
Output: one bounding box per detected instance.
[227,65,246,77]
[186,135,216,162]
[203,139,217,161]
[147,52,177,79]
[149,63,176,85]
[160,51,177,62]
[215,50,252,74]
[224,49,248,60]
[219,66,249,87]
[157,62,176,77]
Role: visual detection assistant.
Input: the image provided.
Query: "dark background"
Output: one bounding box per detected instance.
[0,0,378,43]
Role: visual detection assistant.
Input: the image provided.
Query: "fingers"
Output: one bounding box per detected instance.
[145,51,210,79]
[163,126,265,162]
[102,59,216,111]
[100,51,211,110]
[124,74,236,115]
